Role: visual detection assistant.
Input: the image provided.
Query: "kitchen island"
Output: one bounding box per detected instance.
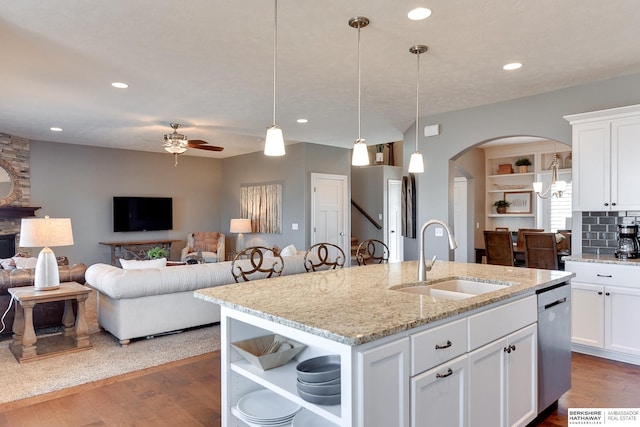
[195,260,573,427]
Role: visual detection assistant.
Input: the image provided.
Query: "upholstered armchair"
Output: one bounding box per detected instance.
[180,232,225,263]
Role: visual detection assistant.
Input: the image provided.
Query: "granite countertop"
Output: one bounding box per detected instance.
[195,261,573,346]
[564,254,640,266]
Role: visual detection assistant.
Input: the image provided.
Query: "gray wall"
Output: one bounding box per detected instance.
[30,141,222,265]
[220,142,351,253]
[404,72,640,261]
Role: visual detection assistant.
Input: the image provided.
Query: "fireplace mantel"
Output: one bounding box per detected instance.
[0,206,41,219]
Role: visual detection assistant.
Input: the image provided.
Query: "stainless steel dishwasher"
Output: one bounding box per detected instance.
[537,282,572,413]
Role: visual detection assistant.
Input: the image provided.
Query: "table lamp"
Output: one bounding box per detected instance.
[19,216,74,290]
[230,218,252,253]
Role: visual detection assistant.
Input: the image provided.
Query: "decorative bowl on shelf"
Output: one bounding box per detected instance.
[232,334,305,371]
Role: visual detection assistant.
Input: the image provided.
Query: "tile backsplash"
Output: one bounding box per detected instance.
[582,211,640,255]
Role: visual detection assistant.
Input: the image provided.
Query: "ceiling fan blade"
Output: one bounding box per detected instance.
[187,139,207,145]
[188,143,224,152]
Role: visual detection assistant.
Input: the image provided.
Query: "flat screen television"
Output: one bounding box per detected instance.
[113,197,173,232]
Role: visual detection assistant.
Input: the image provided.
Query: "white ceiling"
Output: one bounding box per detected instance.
[2,1,640,159]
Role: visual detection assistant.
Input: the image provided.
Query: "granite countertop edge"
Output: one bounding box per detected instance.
[564,254,640,266]
[195,274,571,346]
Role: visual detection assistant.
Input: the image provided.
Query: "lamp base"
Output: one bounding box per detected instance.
[235,233,245,253]
[34,247,60,291]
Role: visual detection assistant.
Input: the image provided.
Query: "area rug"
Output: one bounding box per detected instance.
[0,290,221,404]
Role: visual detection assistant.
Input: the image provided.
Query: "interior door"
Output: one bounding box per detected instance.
[311,173,349,264]
[388,179,403,262]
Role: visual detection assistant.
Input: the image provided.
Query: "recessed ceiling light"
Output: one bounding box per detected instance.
[503,62,523,71]
[296,118,308,124]
[408,8,432,20]
[111,82,129,89]
[50,127,63,132]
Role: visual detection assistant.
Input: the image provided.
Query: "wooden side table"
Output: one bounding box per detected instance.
[8,282,92,363]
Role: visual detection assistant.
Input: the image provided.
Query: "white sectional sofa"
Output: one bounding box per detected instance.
[85,254,313,345]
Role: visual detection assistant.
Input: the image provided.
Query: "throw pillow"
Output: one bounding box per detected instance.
[280,244,298,257]
[0,258,16,270]
[14,257,38,269]
[120,258,167,270]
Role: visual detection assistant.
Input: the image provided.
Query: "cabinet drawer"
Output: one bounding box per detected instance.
[565,260,640,286]
[411,318,467,376]
[468,295,536,351]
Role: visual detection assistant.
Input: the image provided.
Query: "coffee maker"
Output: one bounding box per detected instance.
[615,224,640,259]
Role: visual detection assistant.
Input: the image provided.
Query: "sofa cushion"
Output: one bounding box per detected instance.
[14,257,38,269]
[280,244,297,257]
[120,258,167,270]
[86,254,313,300]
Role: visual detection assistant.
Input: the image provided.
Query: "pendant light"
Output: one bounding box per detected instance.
[533,152,566,199]
[349,16,370,166]
[264,0,285,156]
[408,45,428,174]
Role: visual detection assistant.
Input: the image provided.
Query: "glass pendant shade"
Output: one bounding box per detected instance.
[532,181,543,193]
[164,145,187,154]
[264,125,285,156]
[408,152,424,173]
[352,139,370,166]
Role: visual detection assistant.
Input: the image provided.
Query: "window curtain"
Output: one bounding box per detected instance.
[241,184,282,234]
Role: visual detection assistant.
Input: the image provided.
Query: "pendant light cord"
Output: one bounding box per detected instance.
[357,25,362,140]
[272,0,278,126]
[415,51,420,151]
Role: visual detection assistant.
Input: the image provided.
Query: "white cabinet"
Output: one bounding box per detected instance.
[571,282,604,347]
[566,260,640,364]
[411,354,468,427]
[566,104,640,211]
[468,324,537,427]
[358,337,410,427]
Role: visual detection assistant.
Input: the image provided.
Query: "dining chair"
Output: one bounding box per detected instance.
[304,242,346,272]
[515,228,544,266]
[355,239,390,265]
[231,246,284,282]
[523,232,559,270]
[483,231,515,266]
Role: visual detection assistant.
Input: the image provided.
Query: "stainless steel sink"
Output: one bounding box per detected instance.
[395,278,508,300]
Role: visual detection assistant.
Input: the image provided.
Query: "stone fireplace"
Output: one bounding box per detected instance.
[0,132,37,256]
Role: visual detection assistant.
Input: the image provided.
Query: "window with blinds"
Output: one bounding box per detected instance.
[550,182,572,232]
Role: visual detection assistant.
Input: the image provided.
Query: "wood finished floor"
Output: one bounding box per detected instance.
[0,351,638,426]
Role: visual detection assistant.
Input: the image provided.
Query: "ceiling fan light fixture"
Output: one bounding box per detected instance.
[164,145,187,154]
[264,125,285,156]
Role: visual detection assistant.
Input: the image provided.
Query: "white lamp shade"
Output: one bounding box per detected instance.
[351,139,370,166]
[532,181,543,193]
[408,152,424,173]
[19,216,73,290]
[264,125,285,156]
[19,217,74,248]
[230,218,252,234]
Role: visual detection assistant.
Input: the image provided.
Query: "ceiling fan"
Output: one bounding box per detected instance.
[163,123,223,166]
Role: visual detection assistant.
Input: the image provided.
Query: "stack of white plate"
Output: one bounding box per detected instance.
[236,389,301,426]
[295,355,341,405]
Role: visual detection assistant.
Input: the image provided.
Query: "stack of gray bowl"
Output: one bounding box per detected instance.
[295,355,341,405]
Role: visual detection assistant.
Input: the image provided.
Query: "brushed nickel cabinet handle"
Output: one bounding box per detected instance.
[436,368,453,379]
[435,340,452,350]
